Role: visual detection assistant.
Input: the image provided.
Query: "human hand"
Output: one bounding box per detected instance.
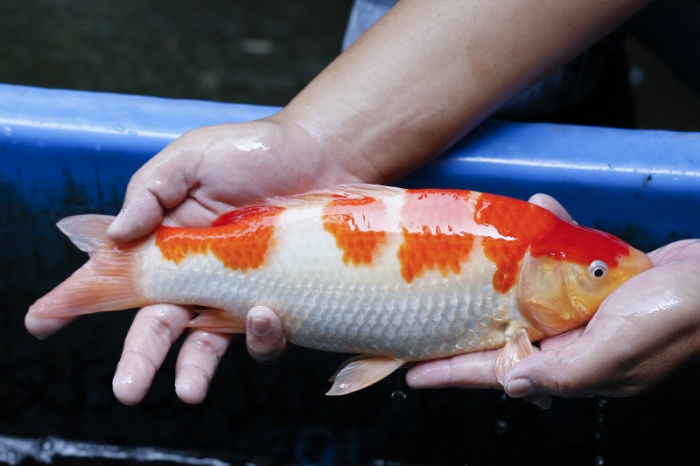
[110,304,288,404]
[25,116,363,404]
[406,194,700,402]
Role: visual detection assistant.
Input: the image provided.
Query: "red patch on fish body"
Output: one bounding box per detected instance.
[322,196,389,267]
[156,205,284,272]
[398,190,476,283]
[155,187,632,295]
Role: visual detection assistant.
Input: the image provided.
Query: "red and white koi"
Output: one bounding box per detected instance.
[28,185,652,395]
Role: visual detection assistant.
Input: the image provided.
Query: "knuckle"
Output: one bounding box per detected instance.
[144,312,181,344]
[192,335,224,361]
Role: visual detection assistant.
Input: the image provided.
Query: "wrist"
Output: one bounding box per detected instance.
[264,110,377,187]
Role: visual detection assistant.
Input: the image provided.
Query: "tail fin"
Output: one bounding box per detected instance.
[28,215,151,318]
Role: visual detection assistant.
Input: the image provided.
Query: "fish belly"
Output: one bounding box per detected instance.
[137,199,527,361]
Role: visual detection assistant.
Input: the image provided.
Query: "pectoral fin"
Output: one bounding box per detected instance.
[495,327,551,409]
[494,328,534,385]
[188,309,246,333]
[327,355,406,396]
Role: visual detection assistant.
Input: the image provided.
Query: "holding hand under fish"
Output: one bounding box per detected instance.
[28,185,652,396]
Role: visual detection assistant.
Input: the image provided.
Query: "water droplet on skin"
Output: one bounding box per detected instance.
[494,419,508,435]
[391,390,407,403]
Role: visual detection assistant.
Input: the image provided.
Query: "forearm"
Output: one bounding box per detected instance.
[277,0,650,183]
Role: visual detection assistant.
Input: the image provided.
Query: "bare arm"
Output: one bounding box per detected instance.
[277,0,651,182]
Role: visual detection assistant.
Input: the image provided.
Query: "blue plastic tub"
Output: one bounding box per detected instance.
[1,84,699,465]
[2,84,698,251]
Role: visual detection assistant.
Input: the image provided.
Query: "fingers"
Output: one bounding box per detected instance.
[175,329,232,404]
[174,306,285,403]
[106,139,199,242]
[528,193,575,223]
[406,349,502,389]
[405,344,550,409]
[113,304,193,405]
[246,306,287,363]
[501,341,600,399]
[501,337,644,399]
[112,304,281,405]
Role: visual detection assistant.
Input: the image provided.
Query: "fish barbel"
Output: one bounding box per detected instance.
[28,185,652,395]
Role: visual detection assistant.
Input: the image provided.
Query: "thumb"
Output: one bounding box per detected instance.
[106,147,195,241]
[502,332,617,399]
[107,187,165,242]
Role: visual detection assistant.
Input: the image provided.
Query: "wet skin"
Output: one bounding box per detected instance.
[26,0,660,403]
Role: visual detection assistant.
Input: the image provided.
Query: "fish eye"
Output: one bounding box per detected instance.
[588,260,608,279]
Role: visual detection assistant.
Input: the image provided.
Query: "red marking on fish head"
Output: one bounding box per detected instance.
[322,196,389,267]
[516,210,653,335]
[398,190,476,283]
[473,193,559,293]
[156,205,284,272]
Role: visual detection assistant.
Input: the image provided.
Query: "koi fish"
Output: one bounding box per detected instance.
[28,185,652,396]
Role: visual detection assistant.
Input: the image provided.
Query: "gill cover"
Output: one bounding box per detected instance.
[516,246,652,336]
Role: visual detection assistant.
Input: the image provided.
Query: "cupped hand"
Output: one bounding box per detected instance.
[107,117,360,241]
[26,115,362,404]
[406,194,700,401]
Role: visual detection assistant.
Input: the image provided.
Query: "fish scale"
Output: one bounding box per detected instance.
[139,208,519,360]
[28,184,653,395]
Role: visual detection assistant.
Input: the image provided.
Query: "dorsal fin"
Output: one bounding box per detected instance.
[211,184,405,226]
[212,205,285,227]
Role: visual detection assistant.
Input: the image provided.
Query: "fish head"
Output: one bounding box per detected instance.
[516,225,653,336]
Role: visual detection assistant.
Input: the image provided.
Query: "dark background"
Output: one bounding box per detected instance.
[1,1,699,465]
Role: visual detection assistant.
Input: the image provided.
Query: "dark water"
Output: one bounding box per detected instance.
[2,1,700,465]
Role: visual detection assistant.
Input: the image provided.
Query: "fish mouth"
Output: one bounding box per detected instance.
[621,246,654,276]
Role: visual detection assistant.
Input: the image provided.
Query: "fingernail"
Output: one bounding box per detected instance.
[250,316,271,337]
[106,210,124,237]
[505,378,535,398]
